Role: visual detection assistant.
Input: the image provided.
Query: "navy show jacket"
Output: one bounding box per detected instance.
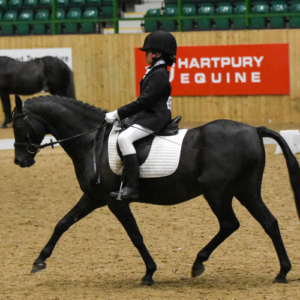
[117,64,172,134]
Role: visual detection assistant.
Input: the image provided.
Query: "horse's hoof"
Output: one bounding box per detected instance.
[273,275,288,284]
[31,261,47,273]
[1,122,11,129]
[140,279,155,286]
[191,264,205,278]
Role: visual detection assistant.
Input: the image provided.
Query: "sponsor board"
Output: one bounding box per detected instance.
[0,48,72,69]
[135,44,290,96]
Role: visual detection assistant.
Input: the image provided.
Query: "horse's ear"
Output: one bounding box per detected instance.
[15,95,23,109]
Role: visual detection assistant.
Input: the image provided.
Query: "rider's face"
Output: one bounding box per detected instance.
[146,50,153,65]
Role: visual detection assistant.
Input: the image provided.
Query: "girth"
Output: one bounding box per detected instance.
[117,116,181,165]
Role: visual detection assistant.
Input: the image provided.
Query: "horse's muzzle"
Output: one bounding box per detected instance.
[14,157,35,168]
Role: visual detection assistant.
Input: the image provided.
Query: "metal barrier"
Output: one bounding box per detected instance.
[0,0,299,34]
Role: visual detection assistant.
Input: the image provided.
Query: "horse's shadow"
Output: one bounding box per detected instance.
[33,272,297,291]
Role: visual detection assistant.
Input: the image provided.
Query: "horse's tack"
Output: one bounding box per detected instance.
[108,122,189,178]
[14,111,108,184]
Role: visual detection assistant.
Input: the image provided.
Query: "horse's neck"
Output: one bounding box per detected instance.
[28,99,103,149]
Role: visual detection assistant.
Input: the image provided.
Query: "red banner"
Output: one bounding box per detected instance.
[135,44,290,96]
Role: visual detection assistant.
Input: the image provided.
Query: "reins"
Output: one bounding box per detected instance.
[14,112,108,184]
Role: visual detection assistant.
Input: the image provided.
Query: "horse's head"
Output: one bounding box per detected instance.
[13,95,45,168]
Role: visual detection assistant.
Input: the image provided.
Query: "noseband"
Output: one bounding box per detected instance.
[13,111,108,184]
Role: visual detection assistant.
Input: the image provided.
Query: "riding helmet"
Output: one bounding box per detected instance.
[139,31,177,56]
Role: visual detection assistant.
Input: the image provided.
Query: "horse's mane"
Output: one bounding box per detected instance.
[25,95,108,117]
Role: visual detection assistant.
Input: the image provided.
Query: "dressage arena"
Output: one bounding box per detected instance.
[1,30,300,299]
[0,123,300,299]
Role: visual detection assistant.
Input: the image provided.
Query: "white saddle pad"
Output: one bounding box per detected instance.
[108,122,188,178]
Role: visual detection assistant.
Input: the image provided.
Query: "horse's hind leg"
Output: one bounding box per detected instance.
[236,186,291,284]
[192,191,240,278]
[0,93,12,128]
[108,199,157,286]
[32,194,102,273]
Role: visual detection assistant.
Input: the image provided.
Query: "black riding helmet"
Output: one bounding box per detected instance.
[139,31,177,66]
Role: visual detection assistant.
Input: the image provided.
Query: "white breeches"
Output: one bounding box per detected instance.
[118,124,153,156]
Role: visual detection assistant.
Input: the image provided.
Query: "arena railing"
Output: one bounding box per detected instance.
[0,0,299,34]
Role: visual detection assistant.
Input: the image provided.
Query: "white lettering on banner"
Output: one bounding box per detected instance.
[201,58,210,68]
[252,72,261,82]
[181,73,190,84]
[221,57,230,68]
[169,66,175,82]
[226,73,230,83]
[212,73,222,83]
[189,58,200,69]
[211,57,220,68]
[0,48,73,69]
[243,57,253,67]
[253,56,264,67]
[236,72,246,83]
[195,73,206,83]
[232,57,242,68]
[178,58,188,69]
[174,56,264,69]
[171,71,262,84]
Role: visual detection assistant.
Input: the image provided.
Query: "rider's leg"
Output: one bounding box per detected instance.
[110,124,153,200]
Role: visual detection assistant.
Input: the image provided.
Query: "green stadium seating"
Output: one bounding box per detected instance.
[2,10,17,35]
[232,2,246,29]
[38,0,52,7]
[65,7,81,34]
[289,0,300,28]
[17,9,33,35]
[197,2,214,31]
[86,0,101,6]
[33,9,49,34]
[57,0,69,7]
[101,0,113,18]
[23,0,37,7]
[144,8,160,32]
[182,3,196,31]
[70,0,85,6]
[251,1,268,29]
[49,8,65,34]
[215,2,232,30]
[0,0,7,9]
[269,0,287,28]
[160,6,178,31]
[81,7,98,33]
[8,0,22,8]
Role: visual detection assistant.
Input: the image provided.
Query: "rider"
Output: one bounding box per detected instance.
[105,30,177,200]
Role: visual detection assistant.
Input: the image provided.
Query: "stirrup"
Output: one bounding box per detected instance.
[109,180,124,200]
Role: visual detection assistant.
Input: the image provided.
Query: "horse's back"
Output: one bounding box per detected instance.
[0,56,45,94]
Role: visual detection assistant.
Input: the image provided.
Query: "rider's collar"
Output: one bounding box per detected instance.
[144,60,166,77]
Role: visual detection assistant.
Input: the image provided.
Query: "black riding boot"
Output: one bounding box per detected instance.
[110,154,140,200]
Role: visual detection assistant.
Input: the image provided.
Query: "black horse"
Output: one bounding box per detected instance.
[12,95,300,286]
[0,56,75,128]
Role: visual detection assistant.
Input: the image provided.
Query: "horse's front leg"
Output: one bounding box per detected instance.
[0,92,12,128]
[32,193,103,273]
[108,199,157,286]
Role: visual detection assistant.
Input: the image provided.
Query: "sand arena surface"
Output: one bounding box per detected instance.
[1,125,300,299]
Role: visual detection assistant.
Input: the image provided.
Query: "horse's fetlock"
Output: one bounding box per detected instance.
[281,261,292,274]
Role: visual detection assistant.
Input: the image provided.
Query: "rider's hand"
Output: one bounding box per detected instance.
[105,110,119,123]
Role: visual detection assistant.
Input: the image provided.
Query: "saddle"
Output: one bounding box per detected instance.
[117,116,182,165]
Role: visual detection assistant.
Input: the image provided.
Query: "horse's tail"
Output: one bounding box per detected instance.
[258,126,300,218]
[66,66,76,99]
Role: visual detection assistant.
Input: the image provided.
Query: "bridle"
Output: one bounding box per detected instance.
[13,111,108,184]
